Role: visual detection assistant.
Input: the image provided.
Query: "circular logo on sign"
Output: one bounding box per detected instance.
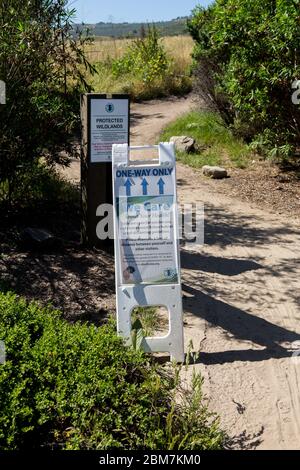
[105,103,114,113]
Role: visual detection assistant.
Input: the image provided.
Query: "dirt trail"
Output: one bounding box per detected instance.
[131,96,300,450]
[64,95,300,449]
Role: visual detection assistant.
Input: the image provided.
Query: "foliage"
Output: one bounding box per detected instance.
[0,160,78,212]
[188,0,300,163]
[112,26,170,84]
[0,292,225,450]
[88,27,192,101]
[132,307,161,338]
[0,0,95,206]
[161,111,252,169]
[131,307,163,351]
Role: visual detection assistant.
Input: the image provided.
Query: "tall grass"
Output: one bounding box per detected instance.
[163,36,194,73]
[85,36,193,101]
[84,37,133,62]
[85,36,194,66]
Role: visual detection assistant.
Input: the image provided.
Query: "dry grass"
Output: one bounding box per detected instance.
[85,35,194,68]
[84,37,133,62]
[162,36,194,72]
[84,35,194,101]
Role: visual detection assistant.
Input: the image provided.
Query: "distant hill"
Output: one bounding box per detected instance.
[75,17,190,38]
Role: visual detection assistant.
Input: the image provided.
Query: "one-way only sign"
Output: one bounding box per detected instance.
[112,143,184,362]
[114,162,178,286]
[115,167,173,197]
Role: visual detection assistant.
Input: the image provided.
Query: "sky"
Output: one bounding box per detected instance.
[69,0,213,24]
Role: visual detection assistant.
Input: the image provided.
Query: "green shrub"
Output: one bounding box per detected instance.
[0,0,95,207]
[112,26,170,84]
[188,1,300,163]
[0,292,225,450]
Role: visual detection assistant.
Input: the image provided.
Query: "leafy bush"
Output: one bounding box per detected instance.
[0,0,94,207]
[92,60,192,101]
[0,292,225,450]
[112,26,170,84]
[188,0,300,163]
[0,160,78,213]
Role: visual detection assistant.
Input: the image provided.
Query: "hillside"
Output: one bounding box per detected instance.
[75,17,189,38]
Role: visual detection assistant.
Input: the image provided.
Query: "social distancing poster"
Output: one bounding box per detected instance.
[114,157,179,286]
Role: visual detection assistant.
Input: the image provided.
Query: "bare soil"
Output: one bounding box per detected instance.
[207,163,300,222]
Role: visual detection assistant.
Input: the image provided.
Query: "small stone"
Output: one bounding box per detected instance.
[195,143,210,153]
[276,174,290,184]
[20,228,61,250]
[170,136,196,153]
[202,166,228,179]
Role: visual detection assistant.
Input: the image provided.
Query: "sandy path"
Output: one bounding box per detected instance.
[178,168,300,449]
[130,96,193,146]
[132,96,300,450]
[64,95,300,449]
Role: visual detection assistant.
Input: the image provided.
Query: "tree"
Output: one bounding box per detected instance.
[188,0,300,163]
[0,0,95,205]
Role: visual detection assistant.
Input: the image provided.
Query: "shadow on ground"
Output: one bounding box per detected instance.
[204,204,300,248]
[181,201,300,364]
[182,251,263,276]
[182,282,300,364]
[0,247,115,323]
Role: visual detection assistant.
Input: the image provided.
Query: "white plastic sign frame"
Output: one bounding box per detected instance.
[112,143,184,363]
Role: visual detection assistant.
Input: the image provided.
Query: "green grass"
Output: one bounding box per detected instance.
[132,307,161,337]
[161,111,252,169]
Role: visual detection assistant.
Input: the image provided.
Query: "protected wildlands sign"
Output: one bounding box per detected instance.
[81,93,130,249]
[90,96,130,163]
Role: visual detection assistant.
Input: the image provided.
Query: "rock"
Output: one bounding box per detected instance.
[20,228,61,250]
[275,174,290,184]
[203,165,228,179]
[170,136,196,153]
[195,143,210,154]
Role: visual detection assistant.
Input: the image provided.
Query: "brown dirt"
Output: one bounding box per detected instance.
[0,247,115,323]
[115,95,300,449]
[205,163,300,221]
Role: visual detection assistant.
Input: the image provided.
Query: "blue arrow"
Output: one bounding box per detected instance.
[158,178,165,195]
[141,178,149,196]
[124,179,132,196]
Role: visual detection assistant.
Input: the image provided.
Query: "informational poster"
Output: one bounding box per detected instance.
[90,97,129,163]
[114,165,179,285]
[112,143,184,362]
